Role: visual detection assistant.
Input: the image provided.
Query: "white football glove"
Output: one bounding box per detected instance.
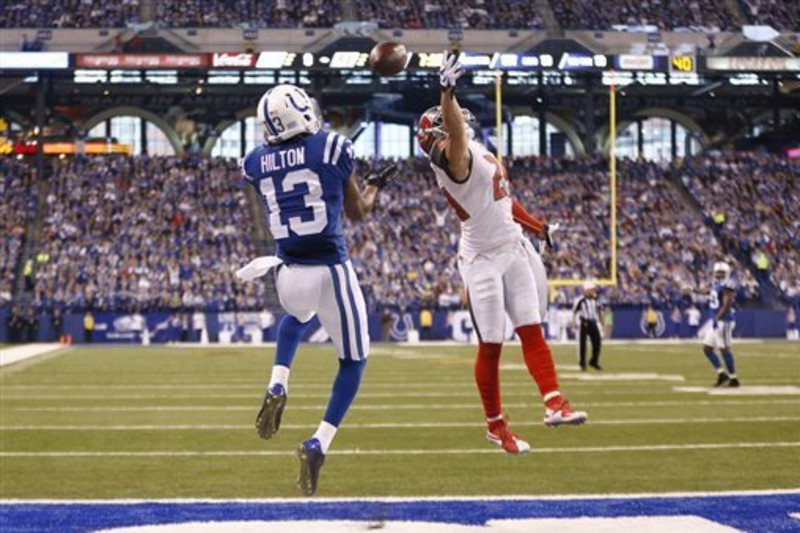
[439,50,464,90]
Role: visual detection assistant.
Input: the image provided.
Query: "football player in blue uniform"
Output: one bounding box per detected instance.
[238,84,396,495]
[701,262,740,387]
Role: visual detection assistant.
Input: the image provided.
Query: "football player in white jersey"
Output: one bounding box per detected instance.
[417,51,587,454]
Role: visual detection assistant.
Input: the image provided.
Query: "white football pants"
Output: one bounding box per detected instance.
[276,261,369,360]
[458,240,541,344]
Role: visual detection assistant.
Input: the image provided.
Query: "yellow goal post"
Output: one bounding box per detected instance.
[494,72,618,290]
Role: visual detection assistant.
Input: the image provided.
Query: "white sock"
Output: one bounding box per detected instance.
[268,365,290,393]
[729,373,737,379]
[543,391,561,403]
[312,421,338,454]
[716,368,725,375]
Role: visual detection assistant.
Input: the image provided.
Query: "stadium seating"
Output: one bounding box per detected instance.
[738,0,800,31]
[3,0,796,30]
[30,156,267,312]
[348,155,759,311]
[354,0,545,29]
[155,0,341,28]
[0,0,140,29]
[549,0,738,30]
[7,153,783,315]
[679,153,799,301]
[0,0,338,29]
[0,161,34,308]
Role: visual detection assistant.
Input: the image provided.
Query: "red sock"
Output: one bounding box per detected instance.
[517,324,560,400]
[474,342,503,420]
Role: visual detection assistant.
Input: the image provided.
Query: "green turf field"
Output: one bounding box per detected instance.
[1,342,798,499]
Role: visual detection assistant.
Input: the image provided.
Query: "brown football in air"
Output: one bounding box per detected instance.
[369,42,408,76]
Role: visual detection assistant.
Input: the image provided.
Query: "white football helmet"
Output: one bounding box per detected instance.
[713,261,731,281]
[257,84,322,144]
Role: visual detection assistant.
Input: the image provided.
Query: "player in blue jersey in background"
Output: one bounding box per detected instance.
[700,262,740,387]
[237,84,397,495]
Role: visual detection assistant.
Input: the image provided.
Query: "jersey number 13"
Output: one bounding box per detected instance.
[259,169,328,239]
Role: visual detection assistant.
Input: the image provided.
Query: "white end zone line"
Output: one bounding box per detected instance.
[3,416,800,431]
[1,442,799,459]
[2,488,799,505]
[0,343,66,367]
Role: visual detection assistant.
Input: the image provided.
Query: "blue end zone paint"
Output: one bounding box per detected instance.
[2,493,799,533]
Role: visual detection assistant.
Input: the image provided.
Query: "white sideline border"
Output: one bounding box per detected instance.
[1,488,799,504]
[0,343,65,367]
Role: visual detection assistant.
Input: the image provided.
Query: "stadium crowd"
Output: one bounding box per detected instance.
[3,0,797,29]
[679,153,800,301]
[0,161,35,308]
[549,0,738,30]
[3,152,787,319]
[155,0,340,28]
[738,0,800,31]
[30,156,268,313]
[355,0,545,29]
[1,0,140,28]
[348,155,759,312]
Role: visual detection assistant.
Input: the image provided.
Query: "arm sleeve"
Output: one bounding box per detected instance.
[512,198,545,235]
[336,137,355,185]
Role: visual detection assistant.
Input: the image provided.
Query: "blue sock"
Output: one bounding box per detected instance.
[704,349,723,371]
[274,314,309,368]
[721,350,736,376]
[323,358,367,427]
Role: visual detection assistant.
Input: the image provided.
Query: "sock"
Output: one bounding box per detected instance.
[268,365,290,393]
[274,314,310,369]
[517,324,560,399]
[322,358,367,430]
[721,350,736,377]
[312,420,337,454]
[704,349,723,371]
[474,342,503,420]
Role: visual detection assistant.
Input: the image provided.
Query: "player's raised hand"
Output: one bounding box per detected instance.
[439,50,464,91]
[365,163,399,190]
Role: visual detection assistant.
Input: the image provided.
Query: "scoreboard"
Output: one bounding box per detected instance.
[1,51,798,76]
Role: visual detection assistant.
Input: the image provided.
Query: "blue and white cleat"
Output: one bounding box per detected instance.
[255,384,287,440]
[297,438,326,496]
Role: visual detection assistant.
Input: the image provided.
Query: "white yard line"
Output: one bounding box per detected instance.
[0,388,683,400]
[6,399,800,412]
[3,416,799,431]
[0,380,669,390]
[0,344,66,367]
[1,441,798,458]
[2,488,799,504]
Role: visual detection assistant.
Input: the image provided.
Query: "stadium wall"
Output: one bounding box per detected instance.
[0,307,789,344]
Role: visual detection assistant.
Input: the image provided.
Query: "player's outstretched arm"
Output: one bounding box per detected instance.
[439,51,469,181]
[343,164,398,222]
[344,179,377,222]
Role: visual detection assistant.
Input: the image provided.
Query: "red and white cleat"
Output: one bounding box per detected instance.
[485,419,531,454]
[544,397,588,427]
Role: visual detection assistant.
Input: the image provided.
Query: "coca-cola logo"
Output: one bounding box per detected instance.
[212,53,256,68]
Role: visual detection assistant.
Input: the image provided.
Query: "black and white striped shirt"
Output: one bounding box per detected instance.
[573,296,600,322]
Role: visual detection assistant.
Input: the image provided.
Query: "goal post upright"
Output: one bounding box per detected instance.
[547,81,619,290]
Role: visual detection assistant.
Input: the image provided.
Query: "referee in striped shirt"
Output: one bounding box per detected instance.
[573,281,603,371]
